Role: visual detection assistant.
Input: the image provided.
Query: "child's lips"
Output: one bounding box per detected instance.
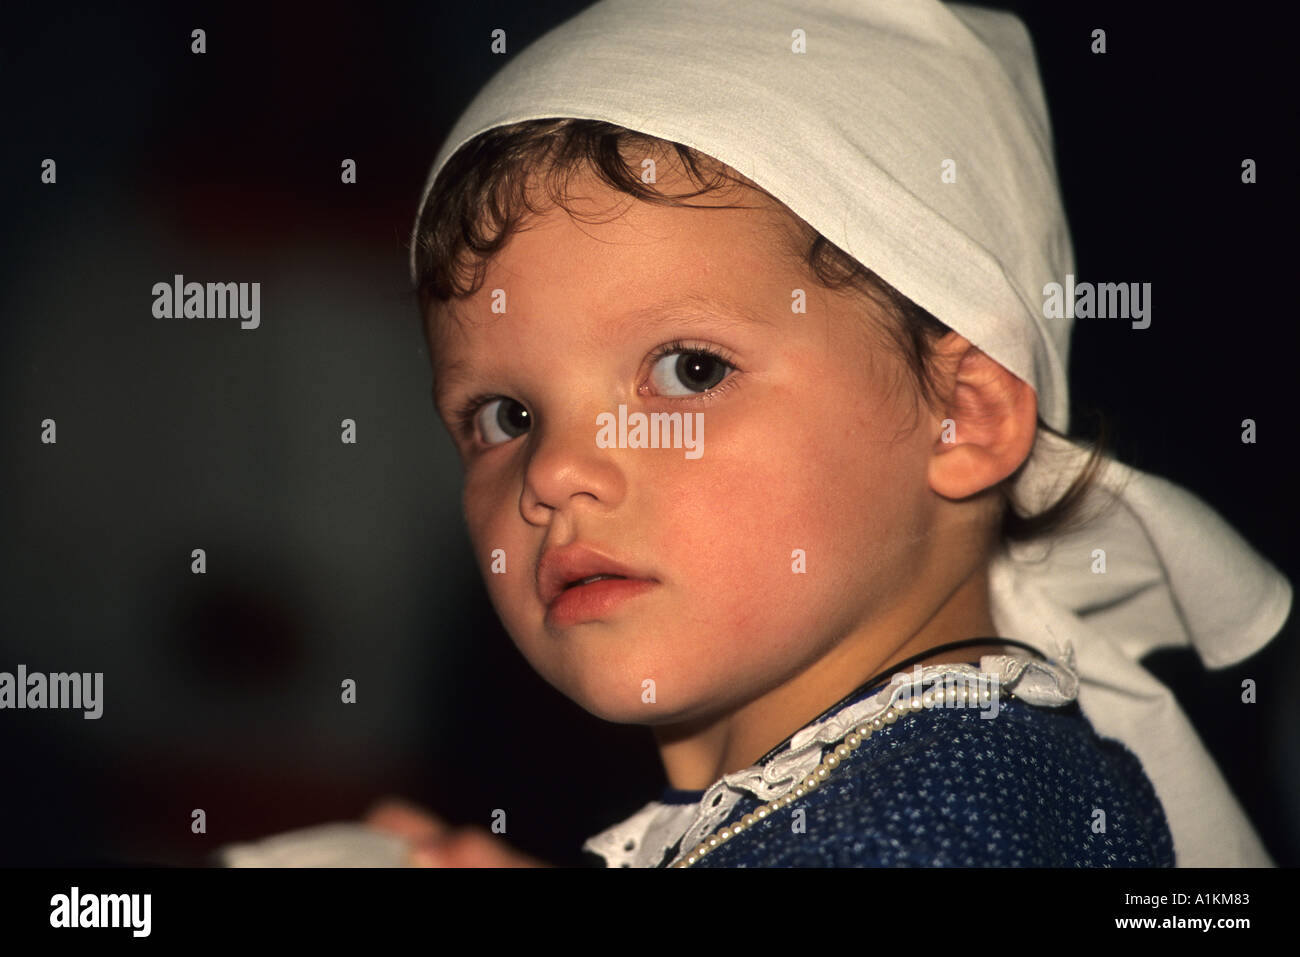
[536,543,657,608]
[544,576,658,627]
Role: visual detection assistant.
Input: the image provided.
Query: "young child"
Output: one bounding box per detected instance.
[371,0,1291,868]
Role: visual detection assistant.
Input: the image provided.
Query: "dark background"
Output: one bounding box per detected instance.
[1,0,1295,867]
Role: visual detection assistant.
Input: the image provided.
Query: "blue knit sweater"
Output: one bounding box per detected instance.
[591,667,1176,867]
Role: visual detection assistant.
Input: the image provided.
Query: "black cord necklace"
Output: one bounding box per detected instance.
[752,636,1047,769]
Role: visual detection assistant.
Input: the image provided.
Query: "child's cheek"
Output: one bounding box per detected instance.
[653,395,920,642]
[636,408,836,632]
[460,473,522,592]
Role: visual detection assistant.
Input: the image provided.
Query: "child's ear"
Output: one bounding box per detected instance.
[926,333,1038,501]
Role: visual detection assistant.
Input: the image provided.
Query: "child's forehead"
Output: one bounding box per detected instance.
[424,208,875,360]
[423,166,855,361]
[454,201,808,314]
[432,288,779,343]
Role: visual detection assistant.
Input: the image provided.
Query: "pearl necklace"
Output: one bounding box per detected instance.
[669,680,1010,867]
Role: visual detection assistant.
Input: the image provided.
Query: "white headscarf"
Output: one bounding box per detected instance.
[410,0,1291,866]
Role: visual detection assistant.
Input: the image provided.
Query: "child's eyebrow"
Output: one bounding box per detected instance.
[432,294,773,411]
[619,293,776,332]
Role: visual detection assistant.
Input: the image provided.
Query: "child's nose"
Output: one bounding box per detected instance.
[518,413,628,523]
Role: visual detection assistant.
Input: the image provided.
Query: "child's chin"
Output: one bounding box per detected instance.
[565,690,667,725]
[565,682,719,727]
[581,703,696,727]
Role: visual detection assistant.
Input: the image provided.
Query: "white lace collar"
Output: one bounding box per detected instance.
[582,649,1079,868]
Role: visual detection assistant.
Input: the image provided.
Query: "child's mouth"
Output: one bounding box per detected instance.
[546,575,656,627]
[564,574,626,589]
[537,544,659,626]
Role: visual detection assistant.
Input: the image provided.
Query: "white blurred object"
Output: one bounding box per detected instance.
[218,822,411,867]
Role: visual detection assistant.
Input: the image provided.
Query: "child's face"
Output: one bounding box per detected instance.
[428,168,943,728]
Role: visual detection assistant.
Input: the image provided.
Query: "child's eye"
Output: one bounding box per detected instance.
[459,397,531,447]
[452,342,738,450]
[646,343,737,397]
